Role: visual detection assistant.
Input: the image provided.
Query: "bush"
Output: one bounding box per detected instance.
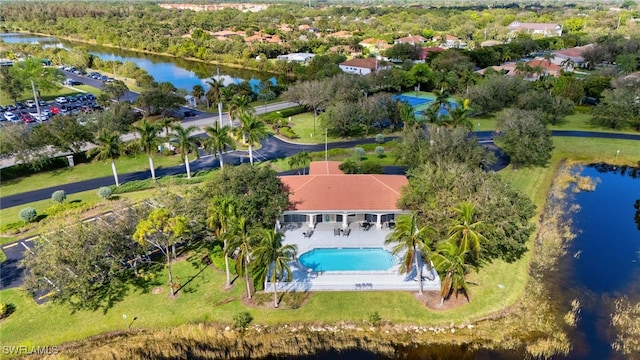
[375,133,385,144]
[280,127,299,139]
[0,302,7,318]
[368,311,382,326]
[361,161,384,174]
[98,186,114,199]
[353,147,366,159]
[19,207,37,223]
[51,190,67,204]
[375,146,385,158]
[339,159,360,174]
[233,311,253,330]
[0,221,25,233]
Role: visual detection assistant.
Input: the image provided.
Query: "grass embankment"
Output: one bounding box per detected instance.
[0,154,184,199]
[0,87,85,106]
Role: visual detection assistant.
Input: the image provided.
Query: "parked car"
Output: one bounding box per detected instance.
[29,111,48,122]
[85,93,96,101]
[15,102,25,110]
[40,109,52,118]
[5,105,16,111]
[25,100,36,108]
[0,105,5,112]
[49,106,61,115]
[3,111,18,122]
[38,99,47,106]
[55,96,67,104]
[65,96,76,103]
[76,94,86,102]
[21,112,35,123]
[183,109,196,117]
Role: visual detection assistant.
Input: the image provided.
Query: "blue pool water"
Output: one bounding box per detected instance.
[299,248,397,271]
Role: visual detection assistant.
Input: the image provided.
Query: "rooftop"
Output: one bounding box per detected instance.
[339,57,379,70]
[280,161,408,212]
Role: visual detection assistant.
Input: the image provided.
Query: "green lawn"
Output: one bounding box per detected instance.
[0,154,184,198]
[285,112,390,144]
[73,85,101,95]
[0,87,86,106]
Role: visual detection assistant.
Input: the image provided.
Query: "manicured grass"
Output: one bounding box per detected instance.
[0,87,85,106]
[552,137,640,165]
[73,85,101,96]
[0,154,184,198]
[286,112,335,144]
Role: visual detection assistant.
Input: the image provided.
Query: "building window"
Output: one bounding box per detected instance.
[283,214,307,223]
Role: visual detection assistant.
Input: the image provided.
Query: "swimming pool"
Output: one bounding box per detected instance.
[299,248,397,272]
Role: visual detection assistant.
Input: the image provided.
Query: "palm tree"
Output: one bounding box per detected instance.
[446,105,473,130]
[447,202,486,262]
[158,117,177,137]
[432,240,476,305]
[206,77,225,127]
[399,101,418,131]
[253,229,297,308]
[207,195,237,288]
[192,84,205,105]
[131,120,161,181]
[89,129,123,186]
[171,124,200,179]
[204,123,235,169]
[228,94,254,137]
[384,212,434,295]
[237,112,268,165]
[229,216,257,300]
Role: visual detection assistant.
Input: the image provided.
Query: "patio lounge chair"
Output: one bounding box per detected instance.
[303,230,314,239]
[334,228,341,236]
[343,228,351,237]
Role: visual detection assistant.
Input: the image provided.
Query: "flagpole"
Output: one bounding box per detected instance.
[325,129,328,162]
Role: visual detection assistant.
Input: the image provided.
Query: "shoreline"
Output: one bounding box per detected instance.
[16,31,286,76]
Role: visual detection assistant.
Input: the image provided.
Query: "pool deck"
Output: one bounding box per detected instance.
[265,222,441,292]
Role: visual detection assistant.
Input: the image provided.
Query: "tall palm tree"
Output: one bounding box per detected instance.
[206,77,225,127]
[89,129,123,186]
[158,117,178,137]
[228,94,254,138]
[229,216,257,300]
[384,212,434,295]
[237,112,268,165]
[204,123,235,169]
[207,195,237,288]
[432,240,476,305]
[447,202,487,262]
[171,124,200,179]
[131,120,161,181]
[253,229,297,308]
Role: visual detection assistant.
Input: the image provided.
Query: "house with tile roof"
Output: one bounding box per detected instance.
[507,21,563,37]
[359,38,391,54]
[393,35,427,45]
[433,35,467,49]
[551,44,594,70]
[525,58,563,79]
[338,57,389,75]
[326,30,353,39]
[279,161,409,229]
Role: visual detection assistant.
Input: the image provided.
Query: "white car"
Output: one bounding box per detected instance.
[3,111,19,123]
[29,111,49,122]
[55,96,68,104]
[25,100,36,108]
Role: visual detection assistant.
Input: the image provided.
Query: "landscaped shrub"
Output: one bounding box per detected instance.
[280,127,299,139]
[51,190,67,204]
[353,147,366,159]
[368,311,382,326]
[233,311,253,330]
[375,146,385,158]
[19,207,37,223]
[339,159,360,174]
[361,161,384,174]
[375,133,385,144]
[0,221,26,234]
[98,186,114,199]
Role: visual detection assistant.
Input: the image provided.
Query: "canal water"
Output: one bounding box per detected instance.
[0,33,277,92]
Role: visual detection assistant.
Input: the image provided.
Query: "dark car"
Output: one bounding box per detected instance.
[5,105,16,111]
[85,94,96,101]
[65,96,76,103]
[183,109,196,117]
[15,102,26,110]
[76,94,87,102]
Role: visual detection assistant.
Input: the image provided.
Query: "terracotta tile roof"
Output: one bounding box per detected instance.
[339,57,378,70]
[526,58,562,71]
[507,22,561,31]
[328,30,353,38]
[395,35,427,43]
[281,162,407,211]
[553,44,593,59]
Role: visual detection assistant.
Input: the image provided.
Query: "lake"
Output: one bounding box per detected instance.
[0,33,277,92]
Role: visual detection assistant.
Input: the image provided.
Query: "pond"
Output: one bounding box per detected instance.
[0,33,278,92]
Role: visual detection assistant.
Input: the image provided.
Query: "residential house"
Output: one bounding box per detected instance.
[326,30,353,39]
[277,53,315,63]
[359,38,391,54]
[475,62,518,77]
[525,58,563,79]
[480,40,502,47]
[298,24,318,33]
[279,161,408,230]
[393,35,427,45]
[420,47,445,61]
[433,35,467,49]
[338,57,388,75]
[551,44,594,70]
[244,32,282,44]
[507,21,563,37]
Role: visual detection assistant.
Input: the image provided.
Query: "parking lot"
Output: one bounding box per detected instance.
[0,93,102,125]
